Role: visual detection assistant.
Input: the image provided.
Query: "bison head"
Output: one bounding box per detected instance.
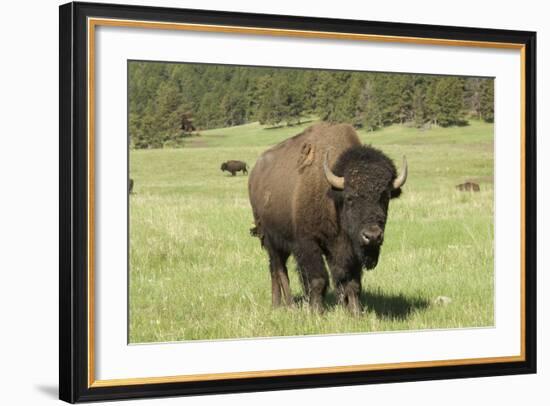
[324,146,407,270]
[220,162,227,171]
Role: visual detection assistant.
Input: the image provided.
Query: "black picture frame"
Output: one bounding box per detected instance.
[59,1,537,403]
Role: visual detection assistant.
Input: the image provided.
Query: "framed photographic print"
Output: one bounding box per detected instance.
[59,1,536,403]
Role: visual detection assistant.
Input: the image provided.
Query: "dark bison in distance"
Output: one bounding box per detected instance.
[456,181,480,192]
[221,160,248,176]
[248,123,407,313]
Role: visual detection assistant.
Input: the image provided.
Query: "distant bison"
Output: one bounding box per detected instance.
[221,160,248,176]
[456,182,480,192]
[248,123,407,313]
[129,178,134,194]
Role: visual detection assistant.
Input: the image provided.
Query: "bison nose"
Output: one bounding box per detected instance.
[361,226,383,246]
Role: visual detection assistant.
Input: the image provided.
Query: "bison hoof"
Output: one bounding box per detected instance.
[347,298,362,315]
[348,305,361,316]
[309,301,325,314]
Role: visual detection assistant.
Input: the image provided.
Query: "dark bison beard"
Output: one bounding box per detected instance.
[346,232,381,270]
[360,245,380,270]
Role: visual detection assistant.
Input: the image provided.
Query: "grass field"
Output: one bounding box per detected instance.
[129,120,494,343]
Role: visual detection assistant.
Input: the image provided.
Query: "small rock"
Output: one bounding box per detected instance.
[434,296,453,306]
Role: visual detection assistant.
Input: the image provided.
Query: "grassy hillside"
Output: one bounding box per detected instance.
[129,120,494,342]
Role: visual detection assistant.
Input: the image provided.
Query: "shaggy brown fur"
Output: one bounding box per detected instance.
[248,123,405,313]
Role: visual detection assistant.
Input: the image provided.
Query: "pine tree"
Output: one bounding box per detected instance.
[221,92,246,127]
[480,79,494,122]
[396,75,415,124]
[358,80,383,131]
[339,74,363,126]
[299,70,320,114]
[431,77,466,127]
[464,78,483,119]
[154,81,189,146]
[375,74,400,126]
[257,78,285,126]
[412,86,427,127]
[316,72,355,123]
[199,91,223,129]
[285,82,304,125]
[425,78,439,125]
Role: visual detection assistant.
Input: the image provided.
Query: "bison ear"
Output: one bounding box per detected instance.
[390,187,402,199]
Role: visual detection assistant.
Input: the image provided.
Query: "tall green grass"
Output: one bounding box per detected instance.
[129,120,494,342]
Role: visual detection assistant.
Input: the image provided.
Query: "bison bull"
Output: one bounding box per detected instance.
[221,160,248,176]
[248,123,407,313]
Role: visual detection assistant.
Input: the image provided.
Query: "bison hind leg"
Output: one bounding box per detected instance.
[269,258,291,307]
[265,238,292,308]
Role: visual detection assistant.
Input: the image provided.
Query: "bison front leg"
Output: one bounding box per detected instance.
[333,278,361,315]
[343,278,362,315]
[294,241,329,312]
[329,259,363,315]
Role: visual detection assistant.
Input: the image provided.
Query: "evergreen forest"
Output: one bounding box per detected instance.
[129,62,494,149]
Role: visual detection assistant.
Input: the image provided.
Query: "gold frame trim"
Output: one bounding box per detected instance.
[87,17,527,388]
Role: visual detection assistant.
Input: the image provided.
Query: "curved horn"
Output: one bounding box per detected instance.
[393,156,408,189]
[323,150,345,190]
